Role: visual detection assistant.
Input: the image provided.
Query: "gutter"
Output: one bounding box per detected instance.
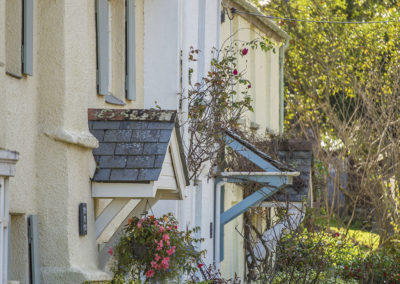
[279,39,289,135]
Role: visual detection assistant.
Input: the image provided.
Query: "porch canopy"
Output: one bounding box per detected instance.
[88,109,189,267]
[214,130,301,264]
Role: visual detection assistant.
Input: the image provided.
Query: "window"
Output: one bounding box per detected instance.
[5,0,33,77]
[96,0,136,102]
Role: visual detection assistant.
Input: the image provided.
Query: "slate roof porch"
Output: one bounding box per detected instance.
[88,109,190,268]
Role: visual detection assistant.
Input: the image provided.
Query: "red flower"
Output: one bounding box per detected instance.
[107,247,113,255]
[247,84,251,89]
[233,69,238,75]
[242,48,248,55]
[149,215,155,220]
[198,263,204,268]
[145,269,155,278]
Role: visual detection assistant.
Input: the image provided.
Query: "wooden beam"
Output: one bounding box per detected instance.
[220,184,285,226]
[95,198,130,239]
[92,182,156,198]
[225,136,280,172]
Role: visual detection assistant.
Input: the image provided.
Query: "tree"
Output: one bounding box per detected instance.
[255,0,400,243]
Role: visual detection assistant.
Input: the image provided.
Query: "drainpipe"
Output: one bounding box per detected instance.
[214,178,227,268]
[279,39,289,135]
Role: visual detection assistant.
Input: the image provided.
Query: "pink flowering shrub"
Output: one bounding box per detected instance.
[113,213,204,282]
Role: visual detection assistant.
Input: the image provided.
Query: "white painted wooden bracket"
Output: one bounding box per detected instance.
[95,198,130,239]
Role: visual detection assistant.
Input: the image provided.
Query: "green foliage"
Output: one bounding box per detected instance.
[260,0,400,134]
[112,213,204,282]
[339,247,400,283]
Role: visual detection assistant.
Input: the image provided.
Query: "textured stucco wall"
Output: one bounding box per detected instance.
[221,14,282,134]
[2,0,112,282]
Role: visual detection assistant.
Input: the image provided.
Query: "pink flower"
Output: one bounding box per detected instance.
[155,254,161,261]
[145,269,155,278]
[161,257,170,269]
[167,246,176,256]
[233,69,238,75]
[159,226,165,233]
[156,240,163,251]
[154,221,159,227]
[166,240,170,246]
[107,247,113,255]
[151,260,157,268]
[137,221,142,228]
[162,234,170,241]
[242,48,248,55]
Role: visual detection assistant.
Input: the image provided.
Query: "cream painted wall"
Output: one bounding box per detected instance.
[221,14,282,134]
[219,10,285,280]
[220,184,245,280]
[0,0,129,282]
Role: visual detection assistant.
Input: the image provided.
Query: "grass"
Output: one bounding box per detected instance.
[313,214,380,250]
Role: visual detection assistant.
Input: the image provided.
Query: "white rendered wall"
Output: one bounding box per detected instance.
[143,0,182,109]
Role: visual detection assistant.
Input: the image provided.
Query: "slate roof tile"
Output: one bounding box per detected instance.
[159,130,172,142]
[92,121,121,130]
[88,109,187,183]
[131,129,160,142]
[127,156,155,168]
[115,143,143,155]
[92,169,111,181]
[154,155,165,167]
[99,156,127,168]
[138,169,162,181]
[110,169,139,181]
[93,143,116,155]
[143,143,169,155]
[104,130,132,142]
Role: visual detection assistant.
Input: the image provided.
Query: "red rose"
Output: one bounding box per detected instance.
[242,48,248,55]
[233,69,238,75]
[247,84,251,89]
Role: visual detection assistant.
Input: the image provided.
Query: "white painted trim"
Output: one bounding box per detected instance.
[95,198,131,239]
[168,130,187,199]
[257,201,305,208]
[220,171,300,177]
[158,191,181,200]
[155,176,178,191]
[92,182,156,198]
